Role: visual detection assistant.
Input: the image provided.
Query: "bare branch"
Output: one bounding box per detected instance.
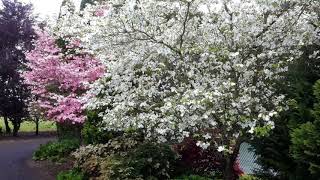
[179,2,191,49]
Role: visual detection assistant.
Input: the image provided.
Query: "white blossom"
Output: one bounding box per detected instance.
[218,146,226,152]
[55,0,318,152]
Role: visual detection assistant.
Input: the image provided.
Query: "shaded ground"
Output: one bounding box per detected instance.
[0,136,56,180]
[0,131,57,140]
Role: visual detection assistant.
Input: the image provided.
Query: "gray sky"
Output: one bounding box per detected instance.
[21,0,81,19]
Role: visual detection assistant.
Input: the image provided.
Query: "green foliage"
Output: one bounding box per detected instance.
[74,132,142,178]
[290,122,320,176]
[251,44,320,180]
[290,80,320,177]
[33,138,80,162]
[124,142,178,179]
[57,168,87,180]
[82,110,117,144]
[239,175,262,180]
[98,155,136,180]
[56,122,82,140]
[251,115,308,180]
[74,133,178,180]
[172,174,212,180]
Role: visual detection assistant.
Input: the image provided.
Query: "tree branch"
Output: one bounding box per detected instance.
[179,2,191,49]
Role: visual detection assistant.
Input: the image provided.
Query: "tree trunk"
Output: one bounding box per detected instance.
[223,157,236,180]
[3,116,11,134]
[12,119,20,137]
[223,139,242,180]
[35,117,39,136]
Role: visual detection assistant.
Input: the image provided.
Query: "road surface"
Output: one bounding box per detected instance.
[0,137,55,180]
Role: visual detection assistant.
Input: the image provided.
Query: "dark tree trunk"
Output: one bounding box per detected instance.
[12,118,20,137]
[224,156,236,180]
[3,116,11,134]
[223,139,242,180]
[35,117,39,136]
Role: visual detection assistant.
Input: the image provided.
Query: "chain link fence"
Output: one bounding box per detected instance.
[238,142,261,174]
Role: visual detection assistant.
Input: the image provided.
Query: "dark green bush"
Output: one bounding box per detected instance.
[125,142,178,179]
[57,168,87,180]
[172,174,213,180]
[33,138,80,162]
[82,110,118,144]
[291,121,320,176]
[251,45,320,180]
[56,122,82,140]
[289,80,320,177]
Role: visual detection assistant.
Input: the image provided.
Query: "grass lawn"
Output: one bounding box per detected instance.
[0,118,56,132]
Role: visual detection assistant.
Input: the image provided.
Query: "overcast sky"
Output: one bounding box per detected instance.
[21,0,81,19]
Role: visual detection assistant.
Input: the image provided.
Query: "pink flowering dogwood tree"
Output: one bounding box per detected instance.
[23,31,104,124]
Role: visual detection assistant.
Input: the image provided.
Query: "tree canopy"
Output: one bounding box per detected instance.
[0,0,35,135]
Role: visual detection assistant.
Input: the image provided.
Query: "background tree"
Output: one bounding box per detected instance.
[291,79,320,176]
[0,0,35,136]
[251,45,320,179]
[251,1,320,179]
[23,31,104,133]
[27,96,44,135]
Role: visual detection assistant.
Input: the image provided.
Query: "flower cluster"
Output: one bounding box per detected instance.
[23,31,104,123]
[54,0,316,152]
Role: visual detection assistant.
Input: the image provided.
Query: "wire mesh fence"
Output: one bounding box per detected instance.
[238,142,261,174]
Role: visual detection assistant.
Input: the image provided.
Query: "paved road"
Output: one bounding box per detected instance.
[0,138,55,180]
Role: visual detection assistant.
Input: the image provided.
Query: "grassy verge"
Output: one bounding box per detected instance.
[0,118,56,132]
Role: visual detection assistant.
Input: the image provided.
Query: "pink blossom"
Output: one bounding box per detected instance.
[23,31,104,123]
[94,9,105,17]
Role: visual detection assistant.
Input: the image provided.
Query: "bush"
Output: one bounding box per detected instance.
[174,137,224,178]
[56,122,82,140]
[81,110,121,144]
[73,132,143,178]
[291,121,320,176]
[172,174,213,180]
[73,133,178,179]
[125,142,178,179]
[74,134,246,179]
[57,168,87,180]
[239,174,262,180]
[33,138,80,162]
[290,80,320,177]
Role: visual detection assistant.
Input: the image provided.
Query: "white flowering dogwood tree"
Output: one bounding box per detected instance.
[55,0,316,178]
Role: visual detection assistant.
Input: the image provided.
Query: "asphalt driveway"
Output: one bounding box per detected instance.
[0,137,55,180]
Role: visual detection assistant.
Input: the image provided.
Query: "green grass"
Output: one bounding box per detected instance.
[0,118,56,132]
